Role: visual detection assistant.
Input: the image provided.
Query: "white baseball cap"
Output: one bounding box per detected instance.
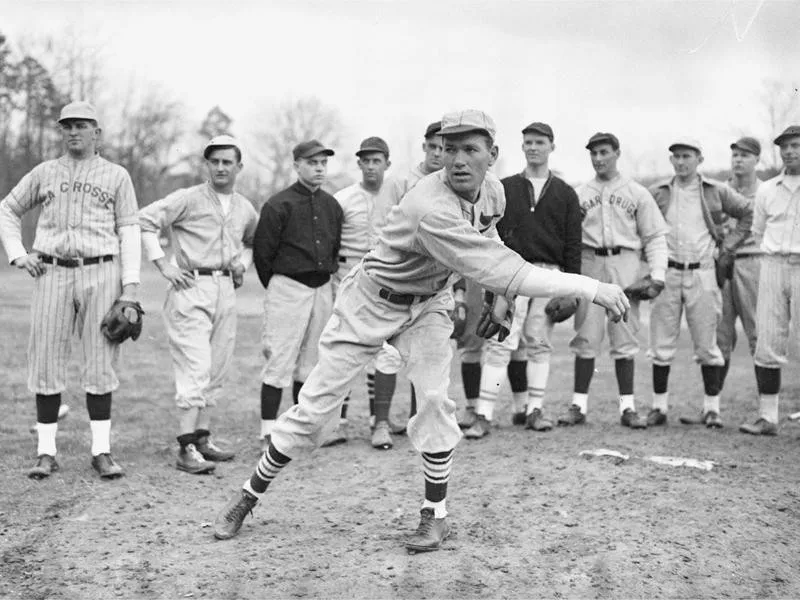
[668,137,703,154]
[203,135,242,159]
[439,109,497,141]
[58,101,98,124]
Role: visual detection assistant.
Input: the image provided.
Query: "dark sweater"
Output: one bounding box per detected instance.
[498,172,583,274]
[253,181,344,288]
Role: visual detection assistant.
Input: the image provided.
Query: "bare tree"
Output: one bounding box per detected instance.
[760,78,800,169]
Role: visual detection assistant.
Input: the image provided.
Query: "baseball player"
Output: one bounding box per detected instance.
[139,135,258,474]
[647,138,752,428]
[330,136,404,450]
[463,121,583,439]
[717,137,762,392]
[254,139,343,452]
[560,132,668,429]
[213,109,631,553]
[740,125,800,435]
[0,100,141,479]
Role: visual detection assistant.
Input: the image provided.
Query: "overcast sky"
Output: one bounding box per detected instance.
[2,0,798,183]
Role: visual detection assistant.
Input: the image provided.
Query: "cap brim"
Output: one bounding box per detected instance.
[730,142,758,154]
[300,148,335,158]
[355,147,387,157]
[439,125,493,138]
[668,144,701,153]
[58,116,97,124]
[586,138,614,150]
[774,133,800,146]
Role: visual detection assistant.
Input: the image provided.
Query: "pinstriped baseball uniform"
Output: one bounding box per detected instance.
[0,155,139,394]
[139,183,258,408]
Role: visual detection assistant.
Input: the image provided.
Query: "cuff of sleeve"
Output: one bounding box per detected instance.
[121,275,141,286]
[239,248,254,271]
[141,231,166,262]
[650,269,665,283]
[578,277,600,301]
[504,262,535,296]
[6,246,27,264]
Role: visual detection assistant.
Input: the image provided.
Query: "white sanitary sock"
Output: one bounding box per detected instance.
[90,420,111,456]
[37,423,58,456]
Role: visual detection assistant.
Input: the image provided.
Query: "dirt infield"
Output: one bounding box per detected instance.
[2,265,800,599]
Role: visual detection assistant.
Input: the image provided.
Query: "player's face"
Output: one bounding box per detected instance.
[589,144,620,179]
[60,119,99,157]
[779,136,800,174]
[443,133,498,202]
[206,148,242,192]
[522,134,554,167]
[357,152,390,186]
[669,148,703,178]
[295,154,328,188]
[730,149,758,177]
[422,136,444,171]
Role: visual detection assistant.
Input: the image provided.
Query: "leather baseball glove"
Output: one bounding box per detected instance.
[100,299,145,344]
[544,296,580,323]
[476,291,514,342]
[624,275,665,301]
[715,252,735,288]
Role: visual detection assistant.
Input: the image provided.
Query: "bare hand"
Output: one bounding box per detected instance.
[157,262,195,290]
[14,253,46,278]
[230,260,246,289]
[592,283,630,323]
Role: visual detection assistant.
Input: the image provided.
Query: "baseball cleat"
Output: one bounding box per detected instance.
[195,436,235,462]
[679,411,723,429]
[511,411,527,426]
[389,420,407,436]
[371,421,393,450]
[525,408,553,431]
[214,489,258,540]
[28,454,59,479]
[405,508,450,553]
[739,418,778,436]
[457,407,477,429]
[646,408,667,426]
[320,423,347,448]
[176,443,216,475]
[557,404,586,426]
[620,409,647,429]
[464,415,491,439]
[91,453,124,479]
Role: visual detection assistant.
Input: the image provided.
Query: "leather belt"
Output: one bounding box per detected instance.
[379,288,434,305]
[338,256,348,263]
[594,247,622,256]
[39,254,114,268]
[195,268,231,277]
[668,259,701,270]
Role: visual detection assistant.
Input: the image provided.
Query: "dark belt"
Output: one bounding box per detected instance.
[195,268,231,276]
[39,254,114,268]
[594,247,622,256]
[338,256,348,263]
[379,288,434,305]
[668,259,701,270]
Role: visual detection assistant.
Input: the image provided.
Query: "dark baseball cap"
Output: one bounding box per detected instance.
[424,121,442,139]
[586,132,620,151]
[293,139,335,160]
[774,125,800,146]
[730,136,761,156]
[521,122,554,141]
[355,136,390,158]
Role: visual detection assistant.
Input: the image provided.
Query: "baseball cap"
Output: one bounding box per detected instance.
[668,137,703,154]
[521,122,554,141]
[293,139,335,160]
[424,121,442,139]
[586,132,620,151]
[730,136,761,156]
[439,110,497,141]
[355,136,390,158]
[58,100,98,124]
[203,134,241,160]
[774,125,800,146]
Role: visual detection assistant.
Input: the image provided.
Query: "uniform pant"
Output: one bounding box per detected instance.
[754,255,800,368]
[28,258,121,394]
[650,266,724,366]
[269,266,461,457]
[717,255,760,360]
[261,274,333,388]
[164,274,237,409]
[570,249,642,360]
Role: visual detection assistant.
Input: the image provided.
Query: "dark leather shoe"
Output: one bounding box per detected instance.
[511,411,527,426]
[620,409,647,429]
[680,411,723,428]
[457,407,477,429]
[214,489,259,540]
[739,418,778,436]
[195,435,235,462]
[28,454,59,479]
[557,404,586,426]
[525,408,553,431]
[406,508,450,553]
[177,443,216,474]
[91,453,124,479]
[464,415,491,439]
[647,408,667,426]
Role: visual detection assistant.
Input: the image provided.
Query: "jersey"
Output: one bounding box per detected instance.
[334,182,386,261]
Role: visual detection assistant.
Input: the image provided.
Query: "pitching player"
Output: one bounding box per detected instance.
[213,109,631,553]
[561,132,668,429]
[139,135,258,474]
[254,140,343,452]
[717,137,762,392]
[463,121,583,439]
[0,101,141,479]
[330,136,403,450]
[647,138,752,428]
[740,125,800,436]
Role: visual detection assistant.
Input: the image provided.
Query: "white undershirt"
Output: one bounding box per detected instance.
[218,193,232,216]
[527,177,547,205]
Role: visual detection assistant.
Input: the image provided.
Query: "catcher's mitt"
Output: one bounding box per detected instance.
[476,291,514,342]
[623,275,665,301]
[544,296,579,323]
[100,299,145,344]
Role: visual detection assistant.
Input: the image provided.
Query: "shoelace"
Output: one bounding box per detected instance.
[225,494,255,524]
[415,511,435,536]
[186,444,206,462]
